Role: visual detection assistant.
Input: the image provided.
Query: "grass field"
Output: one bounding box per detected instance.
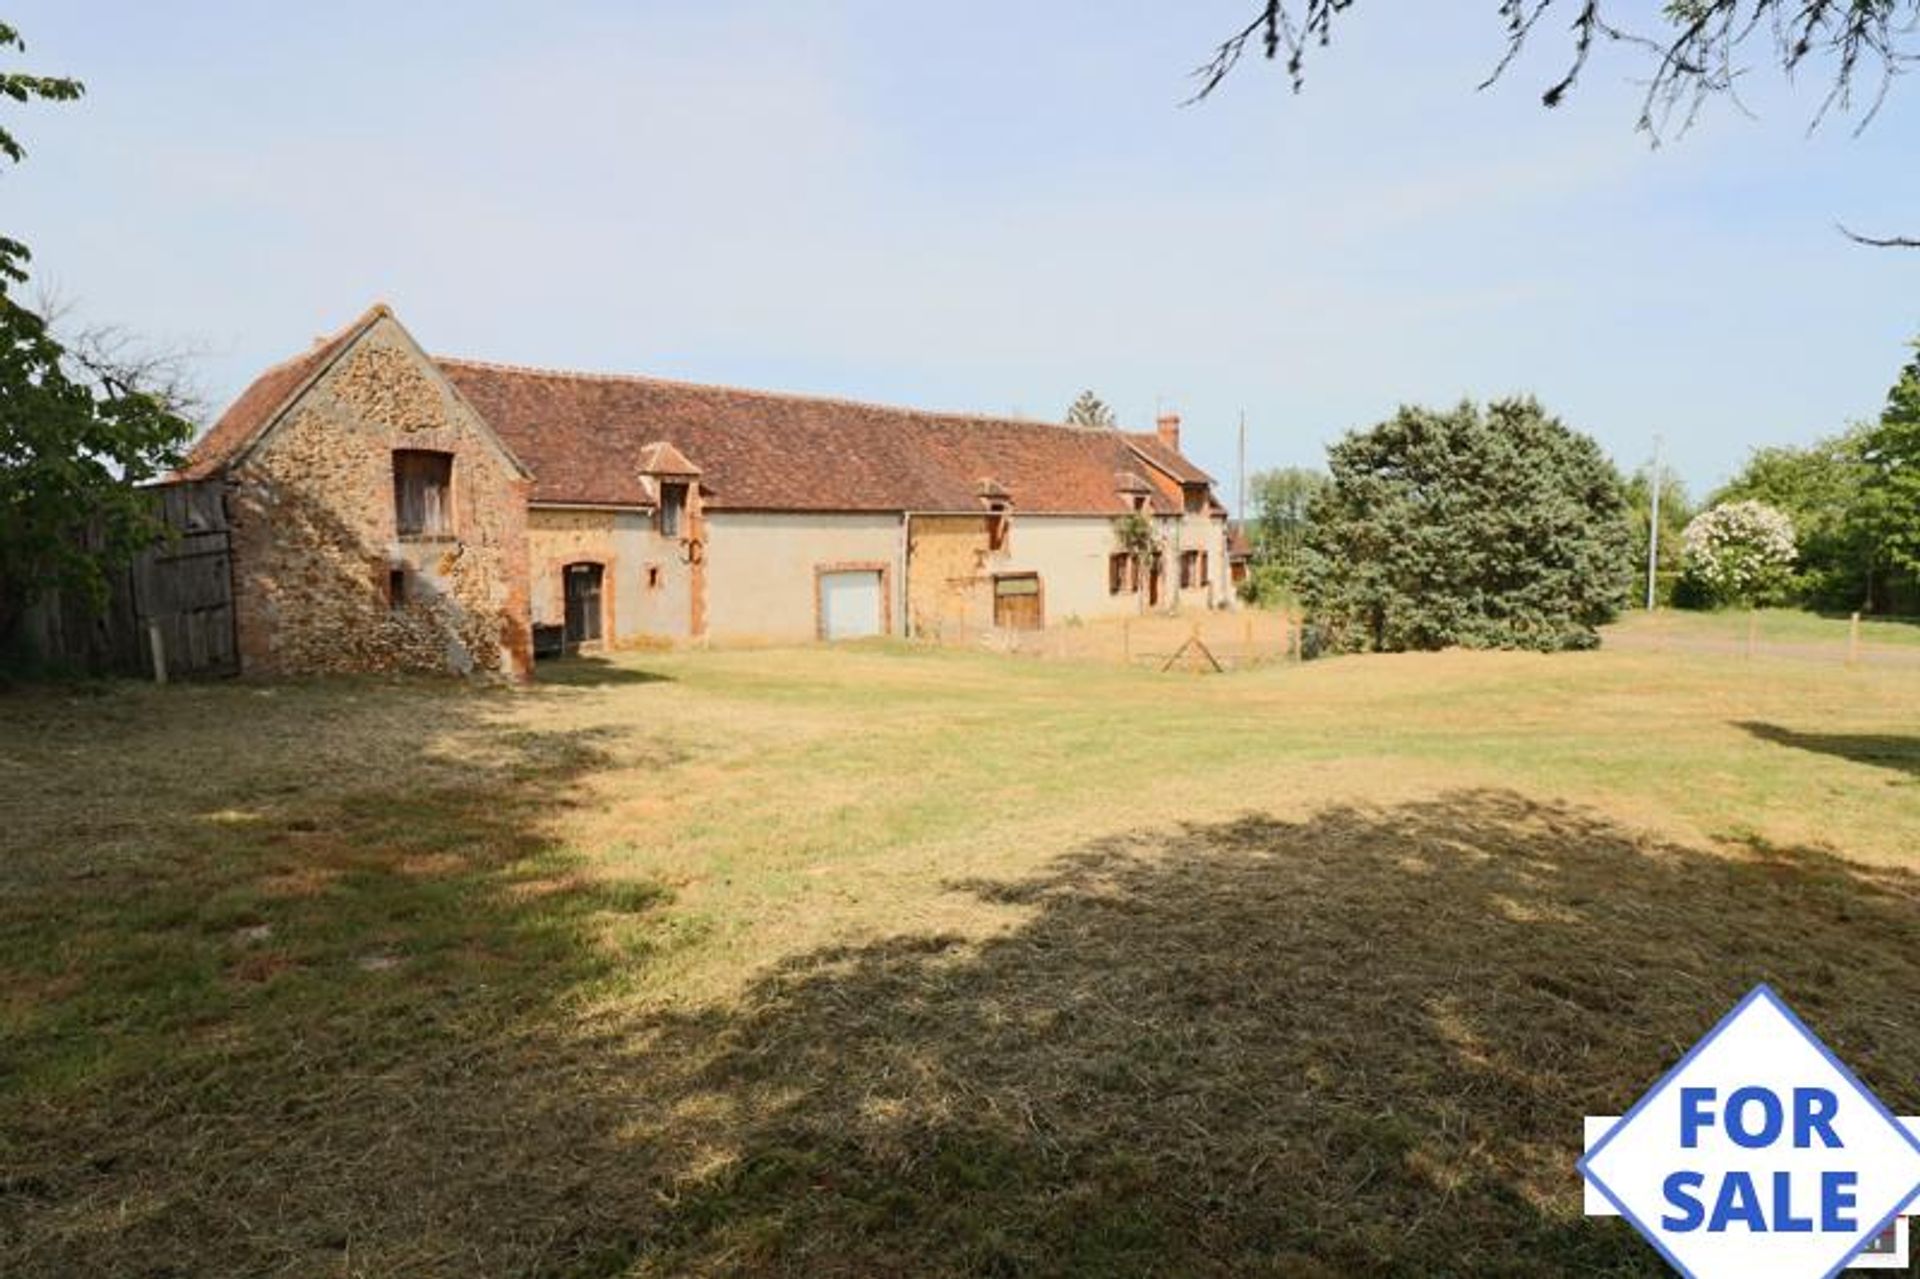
[1612,606,1920,652]
[3,625,1919,1276]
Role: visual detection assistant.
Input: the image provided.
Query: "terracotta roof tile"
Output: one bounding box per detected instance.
[1125,433,1213,486]
[436,359,1210,516]
[186,309,1223,516]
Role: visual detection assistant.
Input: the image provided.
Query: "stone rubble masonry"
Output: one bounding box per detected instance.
[226,316,533,680]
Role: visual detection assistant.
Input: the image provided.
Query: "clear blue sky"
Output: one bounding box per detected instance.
[8,1,1919,505]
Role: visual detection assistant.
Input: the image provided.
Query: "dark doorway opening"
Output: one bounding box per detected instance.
[564,563,605,647]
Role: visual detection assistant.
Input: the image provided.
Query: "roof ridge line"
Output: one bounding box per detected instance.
[236,301,391,384]
[433,354,1136,437]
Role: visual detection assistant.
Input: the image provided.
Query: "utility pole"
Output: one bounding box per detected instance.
[1645,434,1663,612]
[1237,411,1247,521]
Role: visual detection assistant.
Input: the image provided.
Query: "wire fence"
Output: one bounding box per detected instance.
[921,609,1306,672]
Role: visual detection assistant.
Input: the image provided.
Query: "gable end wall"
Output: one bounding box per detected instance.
[225,317,532,678]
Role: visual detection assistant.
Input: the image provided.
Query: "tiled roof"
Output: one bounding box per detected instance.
[183,308,1222,517]
[176,305,387,480]
[1125,432,1213,486]
[634,440,700,476]
[436,358,1208,515]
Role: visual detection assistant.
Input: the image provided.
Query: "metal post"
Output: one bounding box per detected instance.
[1237,411,1247,524]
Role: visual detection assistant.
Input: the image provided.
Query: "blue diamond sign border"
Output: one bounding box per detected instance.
[1578,983,1920,1279]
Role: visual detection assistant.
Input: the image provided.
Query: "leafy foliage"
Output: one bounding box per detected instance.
[1705,340,1920,615]
[1065,390,1117,428]
[1245,466,1325,579]
[1679,500,1798,606]
[1861,342,1920,583]
[1112,510,1159,559]
[0,24,194,643]
[1713,429,1880,610]
[1299,398,1632,652]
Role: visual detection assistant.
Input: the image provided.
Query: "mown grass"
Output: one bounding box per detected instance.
[2,628,1918,1275]
[1612,605,1920,649]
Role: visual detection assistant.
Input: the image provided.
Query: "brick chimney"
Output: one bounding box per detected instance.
[1156,412,1181,452]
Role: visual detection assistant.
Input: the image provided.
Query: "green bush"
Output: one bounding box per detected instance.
[1300,398,1632,653]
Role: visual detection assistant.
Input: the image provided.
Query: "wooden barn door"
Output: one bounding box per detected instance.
[992,574,1043,630]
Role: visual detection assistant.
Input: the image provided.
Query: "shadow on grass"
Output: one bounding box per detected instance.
[8,748,1920,1276]
[613,792,1920,1277]
[536,654,675,687]
[0,681,686,1277]
[1740,720,1920,781]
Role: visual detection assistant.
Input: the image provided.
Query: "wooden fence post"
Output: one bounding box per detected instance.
[1848,611,1861,668]
[147,622,168,685]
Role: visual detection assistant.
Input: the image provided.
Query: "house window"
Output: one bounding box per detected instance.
[1199,552,1211,586]
[659,482,688,538]
[1183,484,1208,516]
[1180,549,1201,589]
[394,450,452,538]
[986,502,1010,552]
[1108,553,1136,596]
[387,568,407,609]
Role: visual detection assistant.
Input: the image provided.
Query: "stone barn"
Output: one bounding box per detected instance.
[181,304,1231,677]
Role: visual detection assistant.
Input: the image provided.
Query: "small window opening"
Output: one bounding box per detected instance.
[1180,549,1201,590]
[394,450,453,538]
[387,568,407,609]
[646,564,663,590]
[1108,553,1136,596]
[659,482,688,538]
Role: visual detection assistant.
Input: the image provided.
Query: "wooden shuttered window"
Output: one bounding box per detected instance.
[394,450,453,538]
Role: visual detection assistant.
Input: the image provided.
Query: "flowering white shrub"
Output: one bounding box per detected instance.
[1680,500,1797,604]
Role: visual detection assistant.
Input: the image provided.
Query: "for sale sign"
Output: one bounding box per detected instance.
[1581,984,1920,1278]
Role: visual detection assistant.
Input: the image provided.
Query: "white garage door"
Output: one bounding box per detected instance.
[819,570,883,639]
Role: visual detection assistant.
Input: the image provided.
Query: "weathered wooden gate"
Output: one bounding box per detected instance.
[11,480,238,679]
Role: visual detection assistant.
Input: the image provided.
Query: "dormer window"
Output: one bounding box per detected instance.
[659,481,688,537]
[394,450,452,538]
[986,500,1010,552]
[1182,484,1208,516]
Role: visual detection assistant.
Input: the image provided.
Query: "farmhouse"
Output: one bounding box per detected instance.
[181,304,1231,679]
